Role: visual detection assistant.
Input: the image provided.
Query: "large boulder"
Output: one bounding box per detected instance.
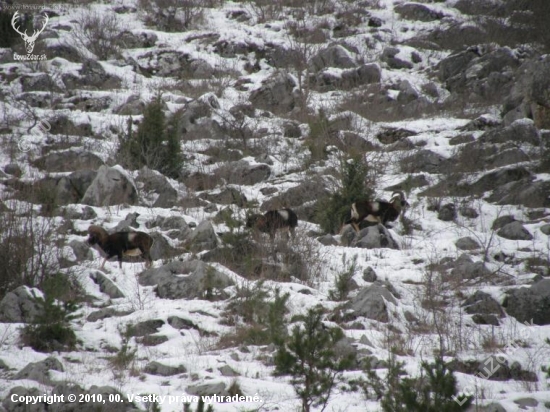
[33,150,104,173]
[502,279,550,325]
[81,166,138,206]
[87,307,134,322]
[309,45,356,73]
[438,203,457,222]
[72,95,113,112]
[45,43,81,62]
[4,163,22,177]
[20,73,62,92]
[438,49,478,83]
[90,271,125,299]
[127,319,164,337]
[265,43,304,69]
[69,239,94,262]
[115,94,146,116]
[381,47,413,70]
[394,2,444,21]
[339,282,398,323]
[200,187,247,207]
[174,93,219,134]
[421,166,533,198]
[451,357,537,382]
[214,160,271,186]
[503,54,550,128]
[497,221,533,240]
[314,63,382,91]
[13,357,64,385]
[146,215,192,241]
[186,220,219,252]
[249,72,298,114]
[485,147,530,169]
[440,46,520,103]
[344,224,400,250]
[67,170,98,203]
[400,150,447,174]
[0,286,44,323]
[260,176,329,221]
[62,59,122,90]
[29,171,97,206]
[136,49,215,79]
[455,237,481,251]
[138,260,234,300]
[345,63,381,85]
[175,93,224,140]
[449,254,491,282]
[135,167,178,208]
[468,167,532,195]
[462,291,505,326]
[479,119,540,146]
[149,232,182,260]
[187,382,228,397]
[144,361,186,376]
[48,115,93,137]
[488,179,550,208]
[397,80,420,103]
[119,30,158,49]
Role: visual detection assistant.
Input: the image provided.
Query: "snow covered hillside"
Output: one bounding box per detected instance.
[0,0,549,411]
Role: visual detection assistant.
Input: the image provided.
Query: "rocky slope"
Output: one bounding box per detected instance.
[0,0,549,411]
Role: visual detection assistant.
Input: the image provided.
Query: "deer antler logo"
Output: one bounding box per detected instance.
[11,11,49,54]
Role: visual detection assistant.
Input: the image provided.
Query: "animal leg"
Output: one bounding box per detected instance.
[351,221,360,233]
[140,247,153,268]
[100,256,108,270]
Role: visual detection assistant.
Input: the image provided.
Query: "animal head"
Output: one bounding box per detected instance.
[245,214,263,229]
[87,225,108,246]
[390,191,409,209]
[12,11,49,54]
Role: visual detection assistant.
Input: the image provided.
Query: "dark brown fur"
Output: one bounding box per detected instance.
[345,191,409,232]
[246,209,298,240]
[87,225,153,269]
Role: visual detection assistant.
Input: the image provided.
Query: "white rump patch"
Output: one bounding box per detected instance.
[124,248,142,257]
[371,202,380,212]
[365,214,381,223]
[278,210,289,220]
[351,204,359,219]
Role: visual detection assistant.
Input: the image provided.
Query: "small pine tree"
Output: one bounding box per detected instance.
[267,288,290,346]
[392,357,473,412]
[363,350,407,404]
[118,95,183,178]
[274,308,355,412]
[365,355,473,412]
[316,156,374,234]
[328,254,358,301]
[20,293,79,353]
[224,283,289,346]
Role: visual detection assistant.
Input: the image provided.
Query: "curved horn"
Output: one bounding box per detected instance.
[391,191,405,199]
